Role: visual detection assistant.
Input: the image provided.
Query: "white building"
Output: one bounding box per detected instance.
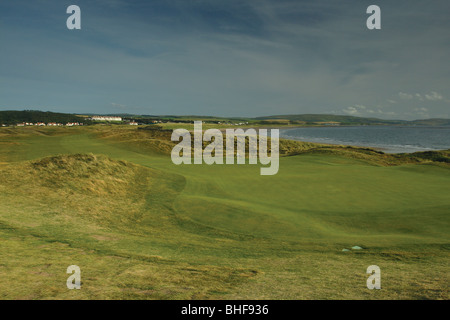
[91,116,122,122]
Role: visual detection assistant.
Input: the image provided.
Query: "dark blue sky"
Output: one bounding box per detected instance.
[1,0,449,119]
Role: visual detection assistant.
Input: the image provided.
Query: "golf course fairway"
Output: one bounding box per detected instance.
[0,126,448,299]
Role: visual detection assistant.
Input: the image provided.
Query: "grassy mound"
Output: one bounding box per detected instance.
[406,150,450,163]
[0,153,186,230]
[0,153,263,299]
[2,155,140,229]
[29,154,137,195]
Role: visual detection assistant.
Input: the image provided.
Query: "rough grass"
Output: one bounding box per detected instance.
[0,154,260,299]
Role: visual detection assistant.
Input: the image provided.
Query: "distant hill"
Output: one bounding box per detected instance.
[253,114,450,126]
[0,110,91,125]
[253,114,407,125]
[410,118,450,126]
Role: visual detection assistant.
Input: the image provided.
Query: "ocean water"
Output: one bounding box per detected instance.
[279,126,450,153]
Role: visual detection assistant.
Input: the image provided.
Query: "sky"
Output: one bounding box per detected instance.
[1,0,449,120]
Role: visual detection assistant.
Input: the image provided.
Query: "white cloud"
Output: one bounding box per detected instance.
[414,107,430,118]
[343,104,398,118]
[425,91,443,101]
[342,106,359,115]
[342,104,372,116]
[399,92,413,100]
[398,91,445,102]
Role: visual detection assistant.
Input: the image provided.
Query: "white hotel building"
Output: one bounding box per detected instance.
[91,116,122,121]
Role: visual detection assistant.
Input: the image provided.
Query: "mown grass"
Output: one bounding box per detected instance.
[0,126,448,299]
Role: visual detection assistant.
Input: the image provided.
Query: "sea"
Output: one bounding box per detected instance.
[278,126,450,153]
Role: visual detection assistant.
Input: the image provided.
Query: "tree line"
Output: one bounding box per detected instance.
[0,110,92,125]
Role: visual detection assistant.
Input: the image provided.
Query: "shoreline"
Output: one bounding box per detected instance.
[246,126,447,154]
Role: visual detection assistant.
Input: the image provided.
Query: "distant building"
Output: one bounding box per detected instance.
[91,116,122,122]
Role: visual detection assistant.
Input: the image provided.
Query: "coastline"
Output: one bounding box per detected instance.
[258,125,448,154]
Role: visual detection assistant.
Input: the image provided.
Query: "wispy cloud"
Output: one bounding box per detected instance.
[398,91,444,102]
[425,91,443,101]
[399,92,413,100]
[342,104,396,118]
